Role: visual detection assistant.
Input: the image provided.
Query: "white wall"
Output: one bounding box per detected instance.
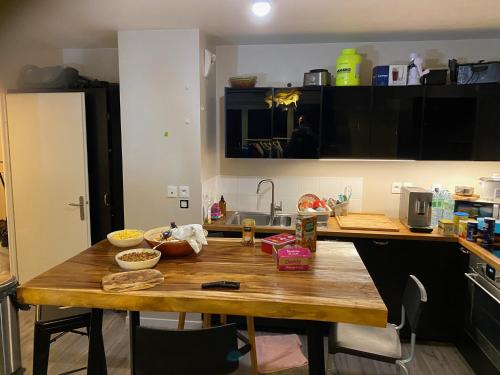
[199,35,218,182]
[216,39,500,217]
[63,48,119,83]
[118,29,203,229]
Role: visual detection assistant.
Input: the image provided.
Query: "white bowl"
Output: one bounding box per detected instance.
[107,229,144,248]
[115,248,161,271]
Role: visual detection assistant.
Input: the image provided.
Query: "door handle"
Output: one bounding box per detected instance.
[68,196,85,221]
[103,192,111,207]
[464,272,500,304]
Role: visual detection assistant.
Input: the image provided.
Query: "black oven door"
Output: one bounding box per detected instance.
[465,272,500,372]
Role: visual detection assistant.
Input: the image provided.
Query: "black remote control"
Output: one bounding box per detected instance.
[201,281,240,290]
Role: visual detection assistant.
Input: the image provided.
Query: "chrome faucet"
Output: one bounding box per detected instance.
[256,179,282,225]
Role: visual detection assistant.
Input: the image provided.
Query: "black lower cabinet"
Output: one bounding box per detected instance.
[352,238,468,342]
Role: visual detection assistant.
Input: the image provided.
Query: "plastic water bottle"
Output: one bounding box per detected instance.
[442,190,455,221]
[431,189,440,228]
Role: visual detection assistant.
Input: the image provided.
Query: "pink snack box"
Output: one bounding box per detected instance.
[275,246,311,271]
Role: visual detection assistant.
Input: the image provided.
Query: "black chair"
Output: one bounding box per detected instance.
[133,323,251,375]
[328,275,427,375]
[33,312,91,375]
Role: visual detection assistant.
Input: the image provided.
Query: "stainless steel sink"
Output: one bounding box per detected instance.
[226,212,297,227]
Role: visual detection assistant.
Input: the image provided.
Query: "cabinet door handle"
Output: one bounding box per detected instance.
[464,273,500,304]
[104,192,111,207]
[373,240,389,246]
[460,247,469,254]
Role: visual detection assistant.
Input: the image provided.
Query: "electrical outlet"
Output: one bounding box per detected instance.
[167,185,178,198]
[392,182,402,194]
[431,183,443,192]
[179,185,190,198]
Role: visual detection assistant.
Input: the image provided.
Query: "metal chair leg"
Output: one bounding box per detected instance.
[396,360,410,375]
[326,353,338,375]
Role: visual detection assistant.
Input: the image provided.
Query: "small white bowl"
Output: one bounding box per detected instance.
[107,229,144,248]
[115,248,161,271]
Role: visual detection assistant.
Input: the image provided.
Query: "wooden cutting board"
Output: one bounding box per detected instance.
[336,214,400,232]
[102,269,164,292]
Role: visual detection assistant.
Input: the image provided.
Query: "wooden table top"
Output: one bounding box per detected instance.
[17,239,387,327]
[205,214,455,242]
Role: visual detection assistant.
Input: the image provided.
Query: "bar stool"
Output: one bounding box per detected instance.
[33,306,91,375]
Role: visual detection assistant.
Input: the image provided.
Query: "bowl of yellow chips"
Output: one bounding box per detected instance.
[107,229,144,248]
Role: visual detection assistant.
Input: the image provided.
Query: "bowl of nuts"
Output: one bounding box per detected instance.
[115,248,161,271]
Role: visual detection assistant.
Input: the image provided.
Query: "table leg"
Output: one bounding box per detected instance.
[129,311,140,375]
[87,308,107,375]
[246,316,258,375]
[306,321,325,375]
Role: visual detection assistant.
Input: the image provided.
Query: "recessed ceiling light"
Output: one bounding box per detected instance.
[252,0,271,17]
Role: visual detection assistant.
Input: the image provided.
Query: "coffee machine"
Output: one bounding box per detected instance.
[399,187,433,233]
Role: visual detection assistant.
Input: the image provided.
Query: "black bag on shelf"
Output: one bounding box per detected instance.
[18,65,111,89]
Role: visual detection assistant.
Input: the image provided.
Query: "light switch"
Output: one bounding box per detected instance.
[179,185,190,198]
[392,182,402,194]
[167,185,178,198]
[403,182,414,188]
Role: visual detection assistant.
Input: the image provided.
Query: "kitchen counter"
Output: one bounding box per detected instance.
[459,237,500,269]
[205,213,500,269]
[205,214,455,242]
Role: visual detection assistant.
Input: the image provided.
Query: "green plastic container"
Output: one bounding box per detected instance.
[335,48,362,86]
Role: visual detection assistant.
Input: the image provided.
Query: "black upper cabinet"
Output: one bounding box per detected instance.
[371,86,423,159]
[225,88,272,158]
[474,85,500,161]
[321,87,371,158]
[225,84,500,161]
[225,87,321,158]
[421,85,478,160]
[273,87,321,159]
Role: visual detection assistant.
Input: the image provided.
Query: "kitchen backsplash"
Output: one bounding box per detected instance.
[203,175,363,213]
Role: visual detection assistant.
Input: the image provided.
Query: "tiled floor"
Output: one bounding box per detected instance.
[18,310,475,374]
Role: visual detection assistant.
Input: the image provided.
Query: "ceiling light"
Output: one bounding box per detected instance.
[252,0,271,17]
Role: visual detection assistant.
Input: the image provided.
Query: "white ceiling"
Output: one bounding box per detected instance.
[4,0,500,48]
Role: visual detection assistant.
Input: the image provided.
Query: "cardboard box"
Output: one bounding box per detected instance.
[389,65,408,86]
[261,233,296,254]
[295,216,317,252]
[275,247,311,271]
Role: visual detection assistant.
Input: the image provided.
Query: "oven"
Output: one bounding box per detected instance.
[464,253,500,372]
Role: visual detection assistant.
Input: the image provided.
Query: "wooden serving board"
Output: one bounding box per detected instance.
[336,214,400,232]
[102,269,164,293]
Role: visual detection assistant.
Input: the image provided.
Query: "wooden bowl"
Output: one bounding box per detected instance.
[143,227,196,258]
[229,75,257,88]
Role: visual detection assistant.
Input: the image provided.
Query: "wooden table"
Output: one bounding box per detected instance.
[18,239,387,375]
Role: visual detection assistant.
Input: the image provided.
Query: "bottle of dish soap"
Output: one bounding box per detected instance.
[219,195,227,219]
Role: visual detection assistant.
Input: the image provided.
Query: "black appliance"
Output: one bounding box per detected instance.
[457,61,500,85]
[462,252,500,374]
[9,86,124,244]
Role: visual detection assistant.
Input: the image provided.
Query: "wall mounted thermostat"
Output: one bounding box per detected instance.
[180,200,189,209]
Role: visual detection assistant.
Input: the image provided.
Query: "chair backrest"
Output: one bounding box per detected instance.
[134,323,247,375]
[402,274,427,334]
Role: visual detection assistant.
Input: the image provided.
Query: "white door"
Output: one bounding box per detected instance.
[5,93,91,283]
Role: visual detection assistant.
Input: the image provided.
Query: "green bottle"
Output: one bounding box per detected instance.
[336,48,362,86]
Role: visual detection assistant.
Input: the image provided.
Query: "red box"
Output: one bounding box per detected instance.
[275,247,311,271]
[261,233,296,254]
